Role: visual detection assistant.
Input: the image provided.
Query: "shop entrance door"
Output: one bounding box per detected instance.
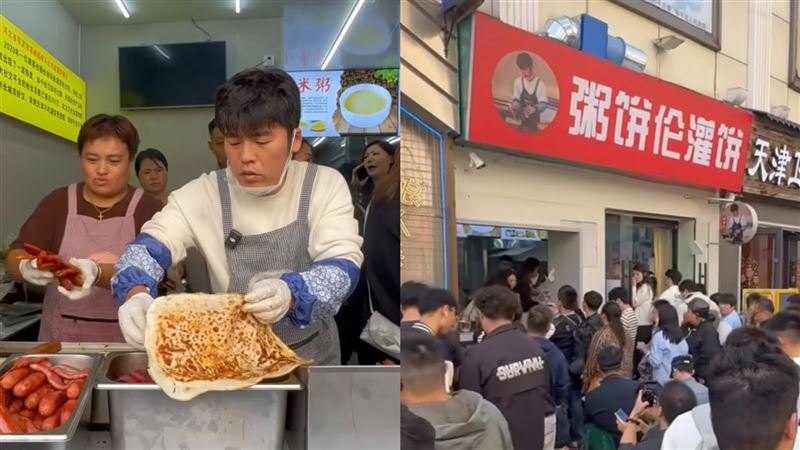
[741,228,781,289]
[606,213,678,296]
[784,231,800,289]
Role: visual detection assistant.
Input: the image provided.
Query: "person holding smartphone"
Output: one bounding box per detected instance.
[616,381,697,450]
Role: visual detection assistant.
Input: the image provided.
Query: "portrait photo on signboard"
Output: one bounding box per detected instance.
[720,202,759,245]
[491,51,559,133]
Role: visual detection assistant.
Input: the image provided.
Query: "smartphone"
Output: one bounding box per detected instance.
[614,408,629,423]
[356,166,368,180]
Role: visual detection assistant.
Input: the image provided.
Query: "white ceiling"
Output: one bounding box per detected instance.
[58,0,285,25]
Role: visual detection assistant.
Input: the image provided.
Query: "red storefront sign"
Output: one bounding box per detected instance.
[462,13,753,192]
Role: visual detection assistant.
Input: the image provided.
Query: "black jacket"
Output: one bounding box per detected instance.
[550,313,581,363]
[363,193,400,324]
[685,321,721,381]
[401,405,436,450]
[583,375,640,439]
[570,313,603,375]
[460,324,549,450]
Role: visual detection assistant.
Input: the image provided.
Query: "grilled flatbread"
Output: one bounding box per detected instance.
[144,293,308,401]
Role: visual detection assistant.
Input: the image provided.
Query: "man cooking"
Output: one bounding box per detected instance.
[4,114,164,341]
[111,68,363,365]
[509,52,548,132]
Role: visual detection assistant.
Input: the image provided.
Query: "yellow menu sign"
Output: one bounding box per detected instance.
[0,15,85,142]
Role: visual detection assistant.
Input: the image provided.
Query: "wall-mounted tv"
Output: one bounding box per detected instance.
[119,41,226,110]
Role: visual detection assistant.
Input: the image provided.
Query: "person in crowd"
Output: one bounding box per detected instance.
[489,268,518,291]
[402,288,461,389]
[743,293,764,326]
[641,303,688,385]
[293,138,313,162]
[763,312,800,368]
[498,255,514,271]
[662,327,790,449]
[401,405,436,450]
[401,281,430,325]
[460,285,548,450]
[518,257,547,312]
[786,294,800,312]
[135,148,169,204]
[632,264,655,349]
[111,68,362,365]
[670,355,709,404]
[696,283,707,295]
[207,119,226,169]
[549,285,581,363]
[402,334,513,450]
[528,305,570,450]
[617,381,697,450]
[707,338,799,450]
[583,346,641,441]
[683,298,721,383]
[583,302,634,392]
[4,114,164,341]
[716,292,742,345]
[571,290,605,376]
[753,296,776,327]
[679,279,721,325]
[610,286,638,344]
[658,269,683,312]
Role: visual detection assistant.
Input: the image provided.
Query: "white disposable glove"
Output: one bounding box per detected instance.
[56,258,99,300]
[119,293,154,349]
[243,278,293,325]
[19,259,54,286]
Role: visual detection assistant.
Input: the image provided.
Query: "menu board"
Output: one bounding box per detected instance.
[289,68,399,137]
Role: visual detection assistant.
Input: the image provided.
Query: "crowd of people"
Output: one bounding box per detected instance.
[401,265,800,450]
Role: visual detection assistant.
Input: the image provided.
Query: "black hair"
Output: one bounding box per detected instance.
[134,148,168,175]
[522,257,540,272]
[527,304,553,335]
[679,279,697,293]
[489,269,518,291]
[721,327,784,355]
[608,286,631,306]
[584,291,603,312]
[730,203,739,213]
[499,255,514,263]
[746,293,764,308]
[645,271,658,294]
[401,282,429,309]
[787,294,800,309]
[660,381,698,424]
[716,293,737,308]
[473,285,521,321]
[762,312,800,346]
[418,288,457,316]
[665,269,682,285]
[652,299,671,310]
[709,293,721,304]
[655,303,684,344]
[708,345,799,450]
[696,283,707,295]
[208,118,217,135]
[601,302,627,348]
[215,67,300,140]
[557,285,578,310]
[756,297,775,314]
[633,264,648,289]
[400,334,446,394]
[516,52,533,70]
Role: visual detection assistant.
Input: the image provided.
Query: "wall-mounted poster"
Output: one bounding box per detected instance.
[611,0,720,50]
[720,202,759,245]
[289,68,398,138]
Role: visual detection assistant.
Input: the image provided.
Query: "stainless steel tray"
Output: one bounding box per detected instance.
[95,351,303,391]
[0,353,100,444]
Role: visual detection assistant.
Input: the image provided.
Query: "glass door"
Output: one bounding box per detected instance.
[784,231,800,289]
[741,228,781,289]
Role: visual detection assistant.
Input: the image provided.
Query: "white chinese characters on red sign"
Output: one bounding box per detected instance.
[747,138,800,189]
[567,75,744,172]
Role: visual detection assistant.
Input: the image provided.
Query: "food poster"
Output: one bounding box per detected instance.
[289,68,399,137]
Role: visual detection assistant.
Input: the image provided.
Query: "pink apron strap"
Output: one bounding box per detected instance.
[67,183,78,216]
[125,188,144,217]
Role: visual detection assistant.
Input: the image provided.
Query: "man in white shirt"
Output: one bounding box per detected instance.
[658,269,683,319]
[678,280,721,326]
[509,52,548,131]
[111,68,363,365]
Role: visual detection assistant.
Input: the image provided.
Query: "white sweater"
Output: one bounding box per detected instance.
[140,161,363,293]
[634,283,654,326]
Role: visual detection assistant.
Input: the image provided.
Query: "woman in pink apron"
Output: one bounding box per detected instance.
[4,114,164,342]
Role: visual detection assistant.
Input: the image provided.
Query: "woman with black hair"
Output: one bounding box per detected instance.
[583,302,634,392]
[135,148,169,204]
[489,268,518,291]
[633,264,655,345]
[642,303,688,385]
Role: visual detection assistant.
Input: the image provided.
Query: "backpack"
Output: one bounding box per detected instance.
[691,404,719,450]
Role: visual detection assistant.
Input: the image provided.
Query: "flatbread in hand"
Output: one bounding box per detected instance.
[144,293,308,401]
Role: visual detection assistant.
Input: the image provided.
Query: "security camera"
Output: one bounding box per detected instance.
[469,152,486,170]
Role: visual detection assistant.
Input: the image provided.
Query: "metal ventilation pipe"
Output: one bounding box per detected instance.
[542,16,581,48]
[607,36,647,72]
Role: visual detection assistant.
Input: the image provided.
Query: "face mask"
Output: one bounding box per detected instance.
[228,130,297,197]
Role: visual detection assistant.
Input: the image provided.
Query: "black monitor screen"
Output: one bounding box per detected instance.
[119,41,226,109]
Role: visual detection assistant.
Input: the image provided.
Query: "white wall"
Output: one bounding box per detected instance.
[80,18,283,190]
[454,148,721,296]
[0,1,82,243]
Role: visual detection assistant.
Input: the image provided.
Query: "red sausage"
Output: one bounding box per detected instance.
[30,364,68,390]
[0,403,22,433]
[40,405,63,431]
[24,384,54,410]
[9,398,23,413]
[31,412,44,430]
[18,409,34,419]
[1,368,31,390]
[60,399,77,425]
[66,381,83,399]
[13,372,46,397]
[0,388,10,407]
[39,390,67,417]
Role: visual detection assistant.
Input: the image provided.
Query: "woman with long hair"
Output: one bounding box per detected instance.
[633,264,655,343]
[643,303,688,384]
[489,268,518,291]
[583,302,634,392]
